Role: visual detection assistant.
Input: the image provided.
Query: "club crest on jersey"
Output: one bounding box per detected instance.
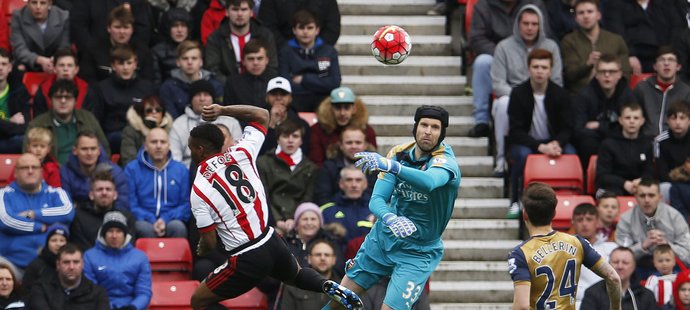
[432,157,447,165]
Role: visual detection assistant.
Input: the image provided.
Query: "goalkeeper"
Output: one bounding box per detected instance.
[324,105,461,310]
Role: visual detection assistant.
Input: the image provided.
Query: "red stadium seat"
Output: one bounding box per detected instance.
[524,154,584,194]
[629,73,654,89]
[465,0,478,36]
[553,195,596,231]
[586,155,597,195]
[219,288,268,309]
[110,154,120,164]
[3,0,26,19]
[149,280,199,309]
[22,72,52,98]
[0,154,20,187]
[298,112,318,126]
[135,238,193,282]
[616,196,637,222]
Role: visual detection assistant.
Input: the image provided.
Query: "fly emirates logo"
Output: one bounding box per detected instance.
[395,182,429,203]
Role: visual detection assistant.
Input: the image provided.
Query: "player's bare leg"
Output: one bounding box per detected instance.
[325,275,366,310]
[190,282,227,310]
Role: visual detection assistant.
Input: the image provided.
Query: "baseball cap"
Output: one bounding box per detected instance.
[266,77,292,94]
[330,87,355,104]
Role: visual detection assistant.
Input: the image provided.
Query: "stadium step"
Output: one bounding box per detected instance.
[341,15,445,35]
[456,156,494,177]
[376,136,489,157]
[336,35,451,56]
[442,219,518,240]
[432,261,511,282]
[340,56,462,76]
[343,75,465,96]
[429,281,514,303]
[360,95,472,116]
[443,240,521,261]
[430,303,512,310]
[339,0,437,16]
[458,177,504,198]
[369,115,472,136]
[453,198,511,219]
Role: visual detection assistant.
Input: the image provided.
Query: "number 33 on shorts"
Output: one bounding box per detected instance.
[402,281,422,308]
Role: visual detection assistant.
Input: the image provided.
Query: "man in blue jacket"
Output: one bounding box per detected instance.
[83,211,152,310]
[0,153,74,278]
[61,131,129,210]
[125,127,190,238]
[278,10,340,112]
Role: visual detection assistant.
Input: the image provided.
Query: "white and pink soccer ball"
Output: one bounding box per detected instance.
[371,25,412,65]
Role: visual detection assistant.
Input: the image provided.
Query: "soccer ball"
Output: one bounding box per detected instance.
[371,25,412,65]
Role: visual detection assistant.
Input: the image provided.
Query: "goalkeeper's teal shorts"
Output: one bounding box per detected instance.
[345,223,443,310]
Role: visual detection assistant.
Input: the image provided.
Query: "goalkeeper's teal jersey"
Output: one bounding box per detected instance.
[380,141,461,244]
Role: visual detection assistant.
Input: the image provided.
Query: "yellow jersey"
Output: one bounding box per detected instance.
[507,231,605,310]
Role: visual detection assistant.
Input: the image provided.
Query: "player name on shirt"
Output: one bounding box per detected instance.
[201,153,237,179]
[532,241,578,264]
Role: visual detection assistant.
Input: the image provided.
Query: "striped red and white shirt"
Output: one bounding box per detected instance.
[190,122,270,253]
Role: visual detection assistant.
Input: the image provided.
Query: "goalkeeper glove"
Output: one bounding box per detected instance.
[354,152,401,175]
[382,213,417,238]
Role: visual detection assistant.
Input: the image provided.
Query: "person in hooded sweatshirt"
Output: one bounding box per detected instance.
[489,4,563,177]
[22,223,69,292]
[120,96,174,165]
[83,211,151,310]
[151,8,193,86]
[124,128,190,238]
[596,101,654,196]
[159,40,224,118]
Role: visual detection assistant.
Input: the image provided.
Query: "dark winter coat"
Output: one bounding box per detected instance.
[258,0,341,48]
[596,131,654,195]
[581,280,658,310]
[0,83,31,140]
[573,78,635,140]
[28,274,110,310]
[95,75,157,134]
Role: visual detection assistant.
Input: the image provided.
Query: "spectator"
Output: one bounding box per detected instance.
[669,156,690,221]
[259,76,311,155]
[258,119,318,234]
[258,0,340,49]
[70,170,136,251]
[78,5,154,83]
[545,0,576,41]
[284,203,345,276]
[671,270,690,310]
[95,45,156,154]
[223,39,277,108]
[572,203,618,309]
[33,48,99,113]
[505,49,575,218]
[216,123,234,150]
[0,48,32,154]
[160,40,224,118]
[199,0,226,46]
[83,211,151,310]
[28,243,110,309]
[644,244,678,307]
[7,127,61,187]
[151,8,192,85]
[634,46,690,137]
[491,5,563,176]
[320,165,373,242]
[70,0,151,56]
[0,153,74,278]
[204,0,278,84]
[313,126,376,206]
[169,80,242,167]
[656,101,690,203]
[26,80,109,165]
[596,101,654,195]
[616,179,690,277]
[603,0,684,74]
[582,247,657,309]
[22,223,69,292]
[120,96,174,165]
[309,87,377,166]
[0,263,26,309]
[278,10,341,112]
[60,131,129,210]
[280,239,341,310]
[561,0,631,94]
[10,0,70,73]
[466,0,549,139]
[125,128,190,238]
[572,54,635,168]
[596,191,621,242]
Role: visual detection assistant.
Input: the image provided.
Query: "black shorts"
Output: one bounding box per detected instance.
[203,228,299,298]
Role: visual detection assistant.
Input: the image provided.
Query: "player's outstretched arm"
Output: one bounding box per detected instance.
[354,151,452,192]
[592,262,622,310]
[202,104,269,129]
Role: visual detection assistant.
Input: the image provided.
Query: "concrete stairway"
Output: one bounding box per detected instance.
[336,0,520,308]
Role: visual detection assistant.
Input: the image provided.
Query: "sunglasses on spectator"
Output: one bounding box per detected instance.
[146,107,163,114]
